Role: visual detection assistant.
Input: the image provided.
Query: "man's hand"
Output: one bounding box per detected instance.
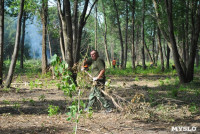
[93,77,98,81]
[81,67,84,71]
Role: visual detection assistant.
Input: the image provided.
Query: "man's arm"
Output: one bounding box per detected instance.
[97,69,105,79]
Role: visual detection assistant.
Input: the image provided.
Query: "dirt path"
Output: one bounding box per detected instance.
[0,75,200,134]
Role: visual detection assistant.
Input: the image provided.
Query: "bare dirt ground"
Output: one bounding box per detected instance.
[0,74,200,134]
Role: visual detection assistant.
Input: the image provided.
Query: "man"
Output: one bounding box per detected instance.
[112,58,116,68]
[84,50,112,113]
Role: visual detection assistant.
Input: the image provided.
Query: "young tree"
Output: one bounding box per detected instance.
[4,0,24,88]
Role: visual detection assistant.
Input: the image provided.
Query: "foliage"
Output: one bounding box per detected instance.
[50,54,85,133]
[48,105,60,116]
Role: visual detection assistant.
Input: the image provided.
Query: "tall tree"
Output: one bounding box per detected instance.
[0,0,4,85]
[40,0,48,74]
[95,4,98,50]
[157,27,164,71]
[102,1,111,67]
[153,0,200,83]
[124,2,128,68]
[20,12,26,69]
[131,0,136,69]
[141,0,146,69]
[4,0,24,87]
[113,0,124,68]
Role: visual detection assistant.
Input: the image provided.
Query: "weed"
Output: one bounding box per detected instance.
[13,102,20,110]
[16,88,20,93]
[135,76,139,81]
[48,105,60,116]
[189,103,199,113]
[3,100,10,106]
[29,99,35,106]
[38,94,46,101]
[29,81,34,90]
[159,80,164,86]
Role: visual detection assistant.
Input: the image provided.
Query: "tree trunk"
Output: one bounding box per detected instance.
[4,0,24,88]
[166,43,170,69]
[20,12,26,69]
[144,42,153,63]
[185,1,200,82]
[196,49,199,67]
[165,0,186,83]
[185,0,189,65]
[152,25,156,64]
[47,29,52,57]
[72,0,78,62]
[102,1,111,67]
[57,8,65,61]
[141,0,146,69]
[131,0,136,69]
[124,2,128,68]
[95,4,97,50]
[0,0,4,85]
[74,0,97,63]
[41,0,48,74]
[157,27,164,71]
[113,0,124,68]
[57,0,73,68]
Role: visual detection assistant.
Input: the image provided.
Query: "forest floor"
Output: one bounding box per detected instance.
[0,72,200,134]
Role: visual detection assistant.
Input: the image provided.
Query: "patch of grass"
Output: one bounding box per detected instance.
[2,87,10,92]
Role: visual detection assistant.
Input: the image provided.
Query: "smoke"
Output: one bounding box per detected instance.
[26,17,42,59]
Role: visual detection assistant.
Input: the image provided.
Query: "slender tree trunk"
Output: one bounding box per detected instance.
[144,42,153,63]
[157,27,164,71]
[182,23,186,64]
[41,0,48,74]
[95,4,97,50]
[124,2,128,68]
[141,0,146,69]
[196,49,199,67]
[4,0,24,88]
[152,25,156,64]
[185,0,189,65]
[20,12,26,69]
[72,0,78,62]
[47,29,52,57]
[102,1,111,67]
[113,0,124,68]
[166,43,170,69]
[0,0,4,85]
[131,0,136,69]
[57,9,65,61]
